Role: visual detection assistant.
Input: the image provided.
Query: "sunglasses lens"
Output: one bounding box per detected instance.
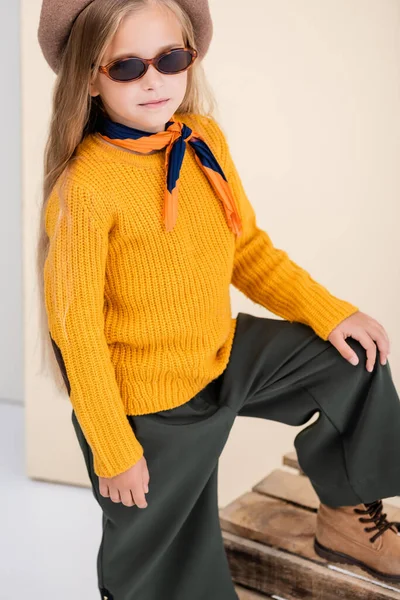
[109,58,145,81]
[157,49,193,73]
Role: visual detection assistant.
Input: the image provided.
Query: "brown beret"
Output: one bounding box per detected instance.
[37,0,213,74]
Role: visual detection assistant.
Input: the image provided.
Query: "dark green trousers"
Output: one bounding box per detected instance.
[71,312,400,600]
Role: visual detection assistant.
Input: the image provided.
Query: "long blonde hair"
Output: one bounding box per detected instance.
[37,0,218,391]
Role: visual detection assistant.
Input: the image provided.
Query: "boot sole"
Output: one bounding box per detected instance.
[314,537,400,584]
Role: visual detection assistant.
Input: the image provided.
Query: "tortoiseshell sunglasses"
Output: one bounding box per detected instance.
[96,46,198,82]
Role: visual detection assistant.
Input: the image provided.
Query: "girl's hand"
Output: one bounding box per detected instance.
[327,311,391,372]
[98,455,150,508]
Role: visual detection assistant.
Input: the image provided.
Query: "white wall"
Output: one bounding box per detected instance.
[0,0,22,405]
[22,0,400,505]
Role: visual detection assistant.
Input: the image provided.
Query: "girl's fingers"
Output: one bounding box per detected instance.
[369,325,390,365]
[329,333,359,365]
[119,490,135,507]
[330,330,377,371]
[99,478,110,498]
[132,483,148,509]
[143,470,150,494]
[352,330,377,372]
[109,487,122,503]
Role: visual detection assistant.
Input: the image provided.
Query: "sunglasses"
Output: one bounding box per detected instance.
[96,46,198,82]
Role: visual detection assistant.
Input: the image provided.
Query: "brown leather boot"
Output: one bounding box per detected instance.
[314,499,400,583]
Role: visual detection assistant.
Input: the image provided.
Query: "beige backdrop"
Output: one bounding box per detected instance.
[23,0,400,508]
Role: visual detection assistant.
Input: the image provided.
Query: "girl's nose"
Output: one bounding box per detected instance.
[141,63,164,86]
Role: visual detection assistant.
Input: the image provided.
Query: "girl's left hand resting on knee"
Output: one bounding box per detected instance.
[327,311,390,373]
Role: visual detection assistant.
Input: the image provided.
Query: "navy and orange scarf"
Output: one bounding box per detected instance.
[96,115,243,237]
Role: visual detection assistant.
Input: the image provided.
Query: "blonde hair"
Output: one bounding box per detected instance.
[37,0,218,391]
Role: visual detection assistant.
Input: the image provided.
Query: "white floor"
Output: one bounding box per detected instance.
[0,401,102,600]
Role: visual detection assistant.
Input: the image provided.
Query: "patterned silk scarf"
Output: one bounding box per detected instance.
[96,115,243,237]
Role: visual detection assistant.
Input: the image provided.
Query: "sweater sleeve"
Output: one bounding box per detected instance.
[44,179,144,478]
[221,133,360,341]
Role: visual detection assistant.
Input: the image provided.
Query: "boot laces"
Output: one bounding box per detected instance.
[353,500,398,543]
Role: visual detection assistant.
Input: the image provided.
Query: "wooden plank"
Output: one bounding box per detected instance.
[253,468,319,510]
[219,491,400,594]
[220,491,318,560]
[224,529,400,599]
[253,468,400,527]
[282,451,303,473]
[235,585,269,599]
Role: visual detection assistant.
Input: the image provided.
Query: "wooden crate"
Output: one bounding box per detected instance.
[235,585,268,599]
[221,450,400,600]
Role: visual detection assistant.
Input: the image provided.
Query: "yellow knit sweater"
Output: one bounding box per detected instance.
[44,112,359,478]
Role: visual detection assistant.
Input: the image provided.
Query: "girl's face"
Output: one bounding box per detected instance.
[90,4,189,133]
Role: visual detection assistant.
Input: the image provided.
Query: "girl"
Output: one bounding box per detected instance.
[37,1,400,598]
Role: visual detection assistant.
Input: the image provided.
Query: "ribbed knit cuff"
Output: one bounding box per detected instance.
[304,298,359,341]
[92,430,144,478]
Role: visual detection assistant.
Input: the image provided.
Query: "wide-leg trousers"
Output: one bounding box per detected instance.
[71,312,400,600]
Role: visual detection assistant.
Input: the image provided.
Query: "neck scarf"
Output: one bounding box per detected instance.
[96,115,243,237]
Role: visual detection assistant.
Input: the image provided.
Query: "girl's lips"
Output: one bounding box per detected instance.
[139,99,169,108]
